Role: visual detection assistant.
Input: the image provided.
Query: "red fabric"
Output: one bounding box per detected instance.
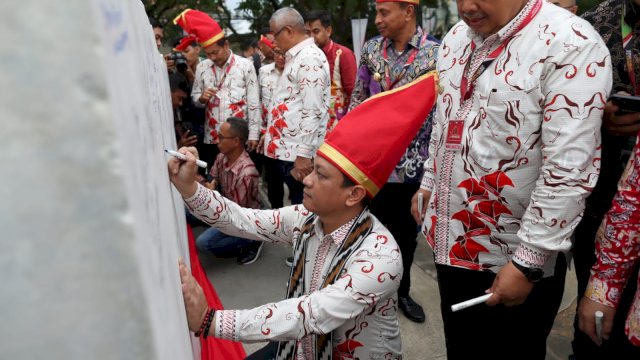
[173,9,224,47]
[174,35,198,52]
[322,41,357,109]
[186,224,246,360]
[317,72,438,197]
[376,0,420,4]
[259,35,275,49]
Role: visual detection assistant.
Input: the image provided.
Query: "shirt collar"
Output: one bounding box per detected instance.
[286,37,315,59]
[322,40,334,53]
[212,50,235,70]
[466,0,536,44]
[385,26,424,52]
[222,150,249,176]
[314,216,358,246]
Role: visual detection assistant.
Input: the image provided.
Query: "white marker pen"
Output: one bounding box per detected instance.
[451,293,493,312]
[165,149,207,168]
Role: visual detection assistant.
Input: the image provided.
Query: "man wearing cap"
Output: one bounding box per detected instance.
[348,0,440,323]
[173,35,203,86]
[258,32,276,66]
[171,74,438,360]
[174,9,260,170]
[304,10,357,132]
[411,0,611,358]
[247,8,330,211]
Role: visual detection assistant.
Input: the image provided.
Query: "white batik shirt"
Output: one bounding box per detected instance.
[184,184,403,359]
[250,38,330,161]
[420,0,612,275]
[258,63,281,135]
[192,51,260,144]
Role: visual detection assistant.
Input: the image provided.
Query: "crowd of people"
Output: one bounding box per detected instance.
[152,0,640,358]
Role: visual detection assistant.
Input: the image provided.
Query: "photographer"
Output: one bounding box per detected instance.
[173,35,203,86]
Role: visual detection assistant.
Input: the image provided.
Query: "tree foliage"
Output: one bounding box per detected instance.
[236,0,378,45]
[142,0,235,46]
[143,0,608,49]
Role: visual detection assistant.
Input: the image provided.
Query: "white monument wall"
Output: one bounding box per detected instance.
[0,0,196,358]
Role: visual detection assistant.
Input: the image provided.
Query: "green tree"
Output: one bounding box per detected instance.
[142,0,236,46]
[236,0,378,46]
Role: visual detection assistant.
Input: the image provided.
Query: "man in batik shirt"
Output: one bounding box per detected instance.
[247,8,330,209]
[304,10,357,132]
[578,135,640,352]
[173,75,438,360]
[572,1,640,357]
[258,48,288,208]
[174,9,260,169]
[411,0,611,358]
[348,0,439,323]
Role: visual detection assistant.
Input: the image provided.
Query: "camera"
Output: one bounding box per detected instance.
[167,52,188,72]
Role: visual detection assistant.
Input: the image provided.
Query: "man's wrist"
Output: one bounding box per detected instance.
[511,261,544,283]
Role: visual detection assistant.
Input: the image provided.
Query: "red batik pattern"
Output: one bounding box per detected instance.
[587,136,640,346]
[266,103,288,158]
[420,1,611,273]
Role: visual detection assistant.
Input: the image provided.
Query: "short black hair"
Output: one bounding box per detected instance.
[305,10,331,28]
[398,2,417,17]
[241,39,259,51]
[215,38,227,47]
[226,117,249,143]
[148,16,162,29]
[169,72,188,93]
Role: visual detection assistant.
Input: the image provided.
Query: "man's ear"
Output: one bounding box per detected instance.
[345,185,367,207]
[326,25,333,37]
[406,4,416,20]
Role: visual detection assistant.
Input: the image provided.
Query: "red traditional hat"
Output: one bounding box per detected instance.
[259,35,275,50]
[173,35,198,52]
[317,72,438,198]
[376,0,420,4]
[173,9,225,48]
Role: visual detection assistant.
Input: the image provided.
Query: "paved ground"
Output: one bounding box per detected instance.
[196,225,577,359]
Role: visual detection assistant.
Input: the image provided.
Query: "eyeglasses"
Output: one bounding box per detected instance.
[272,25,291,38]
[218,134,238,141]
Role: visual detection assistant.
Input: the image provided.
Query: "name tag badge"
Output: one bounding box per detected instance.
[445,120,465,151]
[212,96,220,107]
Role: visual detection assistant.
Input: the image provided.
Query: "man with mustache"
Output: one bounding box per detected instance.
[348,0,440,324]
[411,0,612,358]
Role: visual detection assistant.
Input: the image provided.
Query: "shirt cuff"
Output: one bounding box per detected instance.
[585,276,620,309]
[296,144,314,159]
[214,310,239,341]
[420,171,435,192]
[512,243,551,268]
[183,183,209,212]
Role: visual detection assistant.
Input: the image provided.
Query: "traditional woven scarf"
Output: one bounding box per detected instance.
[275,209,374,360]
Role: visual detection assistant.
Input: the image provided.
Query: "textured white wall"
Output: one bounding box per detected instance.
[0,0,195,358]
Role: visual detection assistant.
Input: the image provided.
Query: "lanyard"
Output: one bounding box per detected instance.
[622,5,639,95]
[459,0,542,102]
[211,54,235,90]
[381,31,427,90]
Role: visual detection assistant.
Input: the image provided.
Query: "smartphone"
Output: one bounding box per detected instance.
[611,94,640,114]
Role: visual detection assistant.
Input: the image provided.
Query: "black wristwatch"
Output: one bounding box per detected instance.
[512,261,544,283]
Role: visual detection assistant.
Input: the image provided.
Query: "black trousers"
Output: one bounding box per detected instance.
[436,255,566,360]
[263,157,303,209]
[369,182,420,297]
[198,143,219,175]
[245,342,278,360]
